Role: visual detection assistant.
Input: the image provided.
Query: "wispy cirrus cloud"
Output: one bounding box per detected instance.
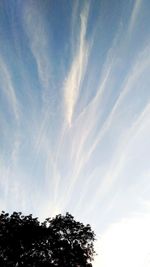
[61,28,126,203]
[88,100,150,211]
[61,37,150,214]
[22,2,55,175]
[0,55,21,211]
[68,95,150,216]
[60,39,119,205]
[86,43,150,161]
[0,4,150,262]
[68,28,121,168]
[128,0,142,34]
[0,56,19,121]
[23,1,52,106]
[0,130,22,212]
[64,2,90,126]
[68,0,145,173]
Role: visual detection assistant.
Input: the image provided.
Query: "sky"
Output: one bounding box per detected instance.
[0,0,150,266]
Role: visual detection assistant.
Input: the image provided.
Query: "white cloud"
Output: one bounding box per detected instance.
[85,97,150,214]
[23,1,52,106]
[67,40,150,195]
[128,0,142,34]
[0,56,19,121]
[86,43,150,163]
[64,3,89,126]
[66,41,150,216]
[60,30,121,206]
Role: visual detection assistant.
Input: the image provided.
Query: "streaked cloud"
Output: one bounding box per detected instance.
[64,3,90,126]
[23,1,52,106]
[128,0,142,34]
[0,1,150,266]
[0,56,19,121]
[86,42,150,161]
[88,101,150,211]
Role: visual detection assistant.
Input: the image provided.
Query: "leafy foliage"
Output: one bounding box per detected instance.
[0,211,96,266]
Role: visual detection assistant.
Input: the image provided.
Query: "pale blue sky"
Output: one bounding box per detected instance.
[0,0,150,266]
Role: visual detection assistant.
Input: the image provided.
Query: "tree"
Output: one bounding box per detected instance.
[0,211,96,266]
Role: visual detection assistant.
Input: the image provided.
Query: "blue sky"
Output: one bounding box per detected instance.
[0,0,150,266]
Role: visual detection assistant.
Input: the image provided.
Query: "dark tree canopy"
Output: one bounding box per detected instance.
[0,211,96,267]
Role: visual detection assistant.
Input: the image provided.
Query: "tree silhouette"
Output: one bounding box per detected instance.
[0,211,96,266]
